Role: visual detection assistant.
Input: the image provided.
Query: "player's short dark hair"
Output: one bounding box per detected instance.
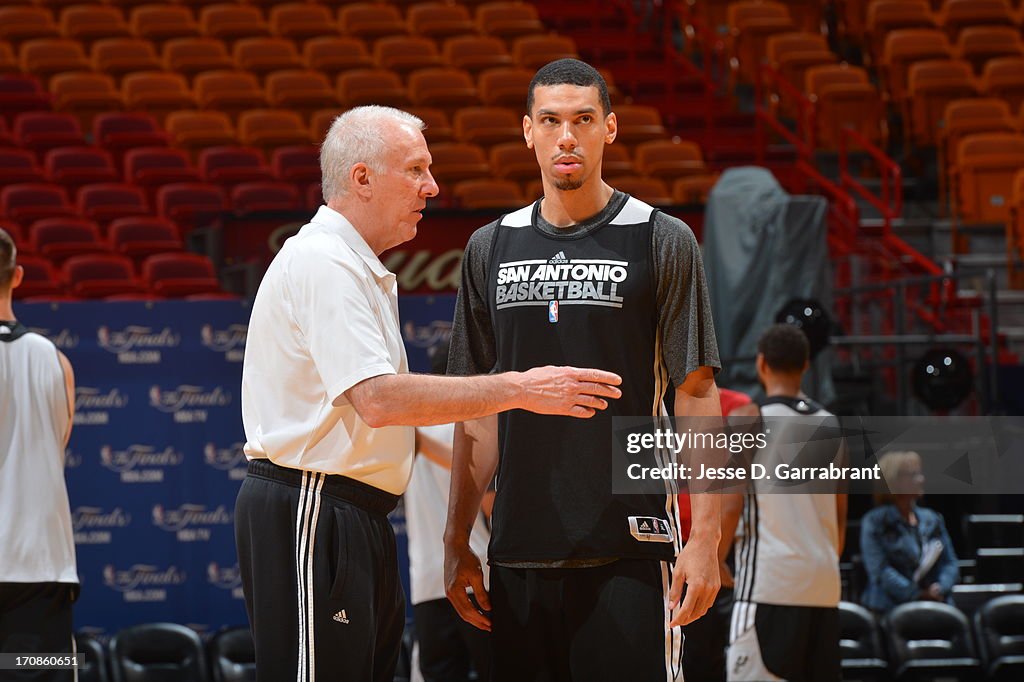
[527,58,612,117]
[430,338,450,376]
[0,228,16,289]
[757,323,809,373]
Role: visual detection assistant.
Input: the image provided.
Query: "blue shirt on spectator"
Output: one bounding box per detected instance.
[859,503,959,613]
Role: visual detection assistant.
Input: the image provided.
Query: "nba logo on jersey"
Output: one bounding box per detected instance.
[548,300,559,323]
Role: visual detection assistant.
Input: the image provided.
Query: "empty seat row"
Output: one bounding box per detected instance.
[0,2,549,48]
[1,215,183,263]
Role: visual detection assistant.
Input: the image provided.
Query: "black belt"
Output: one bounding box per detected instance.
[247,458,400,516]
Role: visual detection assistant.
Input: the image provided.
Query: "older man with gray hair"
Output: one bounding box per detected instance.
[236,105,623,681]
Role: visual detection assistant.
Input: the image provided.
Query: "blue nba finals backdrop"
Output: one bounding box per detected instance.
[17,295,456,641]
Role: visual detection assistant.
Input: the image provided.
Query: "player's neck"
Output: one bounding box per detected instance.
[762,377,804,399]
[0,295,13,321]
[539,180,614,228]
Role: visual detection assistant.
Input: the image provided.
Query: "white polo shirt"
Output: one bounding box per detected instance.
[241,205,414,495]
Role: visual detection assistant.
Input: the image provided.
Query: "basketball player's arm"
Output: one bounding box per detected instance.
[57,350,74,447]
[345,367,622,427]
[670,366,723,628]
[444,416,499,631]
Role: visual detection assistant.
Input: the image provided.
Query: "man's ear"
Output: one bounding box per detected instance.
[604,111,617,144]
[10,265,23,291]
[523,114,534,149]
[350,163,372,197]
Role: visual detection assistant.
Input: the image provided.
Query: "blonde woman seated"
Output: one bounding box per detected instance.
[860,451,959,613]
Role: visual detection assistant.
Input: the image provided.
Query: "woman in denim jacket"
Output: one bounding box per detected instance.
[860,451,959,613]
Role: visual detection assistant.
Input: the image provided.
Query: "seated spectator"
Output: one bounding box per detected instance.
[860,451,959,613]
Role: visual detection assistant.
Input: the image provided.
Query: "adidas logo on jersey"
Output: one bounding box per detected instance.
[549,251,568,264]
[333,610,349,624]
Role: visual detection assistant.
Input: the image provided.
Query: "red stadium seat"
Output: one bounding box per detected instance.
[12,254,63,299]
[0,74,51,124]
[453,106,522,146]
[107,217,184,261]
[407,3,476,41]
[237,109,311,152]
[92,112,169,166]
[29,217,110,262]
[122,72,197,124]
[0,149,46,185]
[162,38,234,79]
[130,5,200,44]
[164,110,237,151]
[611,176,672,206]
[633,140,707,179]
[374,36,444,74]
[427,142,490,185]
[49,72,124,131]
[302,36,372,78]
[264,70,339,121]
[232,37,304,78]
[58,5,131,45]
[18,38,89,83]
[475,2,545,39]
[44,146,119,193]
[271,145,321,185]
[193,71,269,121]
[0,6,60,47]
[0,183,76,225]
[0,43,16,75]
[155,182,228,230]
[199,4,271,43]
[488,142,539,182]
[510,35,579,70]
[406,107,454,143]
[452,178,523,209]
[76,183,148,225]
[408,67,481,110]
[0,219,30,254]
[142,252,222,296]
[336,69,409,108]
[477,67,533,108]
[14,111,85,154]
[198,146,274,188]
[443,35,513,74]
[123,147,201,200]
[269,3,338,42]
[231,181,302,212]
[62,253,146,298]
[338,3,407,40]
[90,38,162,78]
[609,105,667,144]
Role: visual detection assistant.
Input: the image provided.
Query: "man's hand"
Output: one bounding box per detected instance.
[668,537,721,627]
[517,366,622,418]
[445,541,492,632]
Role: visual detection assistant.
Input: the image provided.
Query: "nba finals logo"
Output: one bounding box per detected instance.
[28,327,79,350]
[200,323,247,362]
[149,384,232,423]
[98,324,180,364]
[100,444,184,483]
[103,563,186,602]
[207,562,245,600]
[204,442,248,480]
[402,320,451,348]
[72,506,131,545]
[64,448,82,469]
[74,387,128,426]
[152,503,232,542]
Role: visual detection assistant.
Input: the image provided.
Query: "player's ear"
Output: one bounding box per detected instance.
[523,114,534,149]
[604,111,617,144]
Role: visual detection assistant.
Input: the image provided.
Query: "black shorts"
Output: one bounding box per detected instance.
[489,559,683,682]
[727,601,840,682]
[0,582,77,682]
[235,459,405,682]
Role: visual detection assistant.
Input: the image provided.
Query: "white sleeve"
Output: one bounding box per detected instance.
[286,247,397,405]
